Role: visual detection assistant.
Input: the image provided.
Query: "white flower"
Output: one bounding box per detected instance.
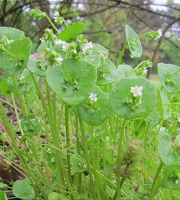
[156,29,162,39]
[51,157,55,163]
[131,86,143,97]
[40,38,45,43]
[56,56,63,65]
[55,39,63,45]
[46,148,51,153]
[176,180,179,184]
[142,68,148,75]
[89,93,98,102]
[81,42,93,54]
[83,164,87,168]
[62,43,69,51]
[53,11,59,23]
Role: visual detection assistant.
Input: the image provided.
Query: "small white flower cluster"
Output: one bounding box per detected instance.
[99,51,107,60]
[176,179,179,184]
[131,86,143,97]
[56,56,63,65]
[89,93,98,102]
[131,86,143,104]
[142,68,148,75]
[81,42,93,55]
[53,11,60,24]
[55,39,69,52]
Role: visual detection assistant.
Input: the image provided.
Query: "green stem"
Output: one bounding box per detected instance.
[0,44,20,59]
[45,14,59,33]
[76,106,96,199]
[12,78,26,116]
[116,119,126,199]
[113,177,126,200]
[127,60,145,76]
[150,162,164,198]
[11,93,24,136]
[116,42,127,68]
[62,64,72,83]
[169,68,180,79]
[65,105,72,184]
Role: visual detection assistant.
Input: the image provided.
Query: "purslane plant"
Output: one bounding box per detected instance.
[0,9,180,200]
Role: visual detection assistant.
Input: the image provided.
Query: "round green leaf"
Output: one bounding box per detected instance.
[158,134,180,166]
[1,37,31,77]
[27,55,46,77]
[12,179,36,200]
[97,59,123,86]
[109,77,156,119]
[57,23,86,42]
[47,58,96,105]
[158,63,180,94]
[80,87,112,125]
[91,43,108,56]
[81,55,101,68]
[36,42,47,53]
[117,65,136,77]
[0,27,25,40]
[125,25,142,58]
[163,165,180,190]
[7,69,38,95]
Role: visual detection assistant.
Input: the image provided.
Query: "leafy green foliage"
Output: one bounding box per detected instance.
[158,63,180,93]
[125,25,143,58]
[58,23,86,42]
[47,58,96,105]
[110,77,156,119]
[12,179,36,200]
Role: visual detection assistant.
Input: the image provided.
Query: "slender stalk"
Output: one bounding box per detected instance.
[65,105,72,184]
[45,14,59,33]
[150,162,164,199]
[76,106,96,199]
[116,42,127,68]
[12,78,26,116]
[169,68,180,79]
[0,44,20,59]
[116,119,126,199]
[113,177,126,200]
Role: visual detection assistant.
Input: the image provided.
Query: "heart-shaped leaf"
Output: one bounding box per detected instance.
[158,63,180,94]
[47,58,96,105]
[110,77,156,119]
[80,87,112,125]
[125,25,142,58]
[12,179,36,200]
[58,23,86,42]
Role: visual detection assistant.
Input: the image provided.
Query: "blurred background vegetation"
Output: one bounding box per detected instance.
[0,0,180,78]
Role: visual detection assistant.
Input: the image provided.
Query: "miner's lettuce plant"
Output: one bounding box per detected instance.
[0,9,180,200]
